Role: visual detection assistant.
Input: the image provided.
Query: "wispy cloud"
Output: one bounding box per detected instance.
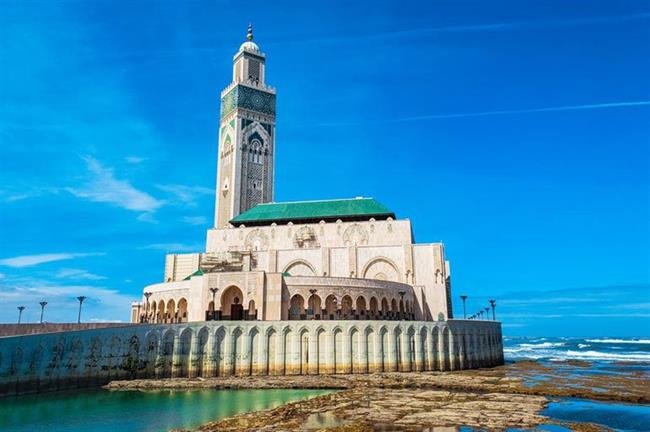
[55,268,106,281]
[315,100,650,127]
[275,13,650,46]
[0,252,103,268]
[394,101,650,122]
[0,275,132,323]
[156,184,213,206]
[183,215,208,226]
[139,243,202,253]
[67,156,163,213]
[125,156,146,164]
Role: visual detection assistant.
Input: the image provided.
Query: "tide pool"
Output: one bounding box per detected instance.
[0,388,333,432]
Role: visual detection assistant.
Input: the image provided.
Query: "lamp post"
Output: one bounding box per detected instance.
[39,301,47,324]
[478,310,483,320]
[209,287,219,320]
[77,296,87,324]
[489,299,496,320]
[144,292,152,323]
[136,302,142,323]
[17,306,25,324]
[460,294,468,319]
[485,307,490,319]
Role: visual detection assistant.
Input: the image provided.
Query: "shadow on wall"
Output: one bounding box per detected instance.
[0,320,503,397]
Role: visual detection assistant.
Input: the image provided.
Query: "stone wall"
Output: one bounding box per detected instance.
[0,320,503,396]
[0,323,130,337]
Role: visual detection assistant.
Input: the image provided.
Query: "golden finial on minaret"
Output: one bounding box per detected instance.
[247,23,253,41]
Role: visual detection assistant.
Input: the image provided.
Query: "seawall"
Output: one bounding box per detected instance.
[0,323,130,337]
[0,319,503,396]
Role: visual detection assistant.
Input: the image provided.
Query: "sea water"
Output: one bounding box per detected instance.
[504,336,650,432]
[0,388,332,432]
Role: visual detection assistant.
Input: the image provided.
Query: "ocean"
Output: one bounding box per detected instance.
[504,336,650,432]
[504,336,650,363]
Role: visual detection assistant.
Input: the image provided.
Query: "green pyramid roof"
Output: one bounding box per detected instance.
[230,197,394,226]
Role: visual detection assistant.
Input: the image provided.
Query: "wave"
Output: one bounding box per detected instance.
[556,350,650,362]
[577,344,590,349]
[585,338,650,344]
[518,342,565,348]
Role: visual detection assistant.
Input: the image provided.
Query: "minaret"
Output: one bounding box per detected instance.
[214,24,276,228]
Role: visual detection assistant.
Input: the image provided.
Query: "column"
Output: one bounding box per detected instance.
[309,330,319,375]
[223,331,233,377]
[426,329,434,371]
[342,329,352,374]
[458,333,466,370]
[171,334,181,378]
[387,330,397,372]
[326,330,336,374]
[437,330,445,371]
[414,330,423,372]
[359,330,368,374]
[188,332,199,378]
[401,330,411,372]
[277,330,286,375]
[240,332,250,376]
[204,332,215,377]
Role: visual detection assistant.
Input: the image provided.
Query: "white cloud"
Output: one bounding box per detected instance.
[183,215,208,225]
[125,156,146,164]
[67,156,163,213]
[55,268,106,281]
[0,275,133,323]
[140,243,201,252]
[0,252,103,268]
[156,184,213,206]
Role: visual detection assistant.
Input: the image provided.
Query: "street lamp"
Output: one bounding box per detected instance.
[485,307,490,318]
[77,296,87,324]
[17,306,25,324]
[460,294,468,319]
[489,299,496,320]
[39,301,48,324]
[209,287,219,320]
[144,291,152,323]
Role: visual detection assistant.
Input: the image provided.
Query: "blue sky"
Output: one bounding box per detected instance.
[0,1,648,336]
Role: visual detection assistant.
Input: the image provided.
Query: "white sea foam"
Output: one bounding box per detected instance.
[518,342,565,348]
[577,344,590,349]
[585,338,650,344]
[555,350,650,362]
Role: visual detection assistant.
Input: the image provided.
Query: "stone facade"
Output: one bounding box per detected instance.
[215,24,276,228]
[0,320,503,396]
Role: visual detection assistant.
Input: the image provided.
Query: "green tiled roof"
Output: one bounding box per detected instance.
[183,269,204,280]
[230,197,394,225]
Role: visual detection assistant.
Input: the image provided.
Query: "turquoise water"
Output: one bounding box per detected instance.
[543,399,650,432]
[0,388,332,432]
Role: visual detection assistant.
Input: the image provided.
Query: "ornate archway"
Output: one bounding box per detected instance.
[289,294,305,320]
[220,286,244,320]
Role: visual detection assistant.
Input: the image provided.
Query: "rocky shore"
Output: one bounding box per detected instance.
[105,361,650,431]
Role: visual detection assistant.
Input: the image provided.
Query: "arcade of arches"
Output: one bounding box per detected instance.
[138,286,417,324]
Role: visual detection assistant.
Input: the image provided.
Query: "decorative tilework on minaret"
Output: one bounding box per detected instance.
[214,25,276,228]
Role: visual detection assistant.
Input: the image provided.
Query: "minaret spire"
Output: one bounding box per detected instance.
[247,23,253,41]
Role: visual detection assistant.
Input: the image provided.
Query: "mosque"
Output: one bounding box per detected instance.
[0,28,503,397]
[130,26,454,326]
